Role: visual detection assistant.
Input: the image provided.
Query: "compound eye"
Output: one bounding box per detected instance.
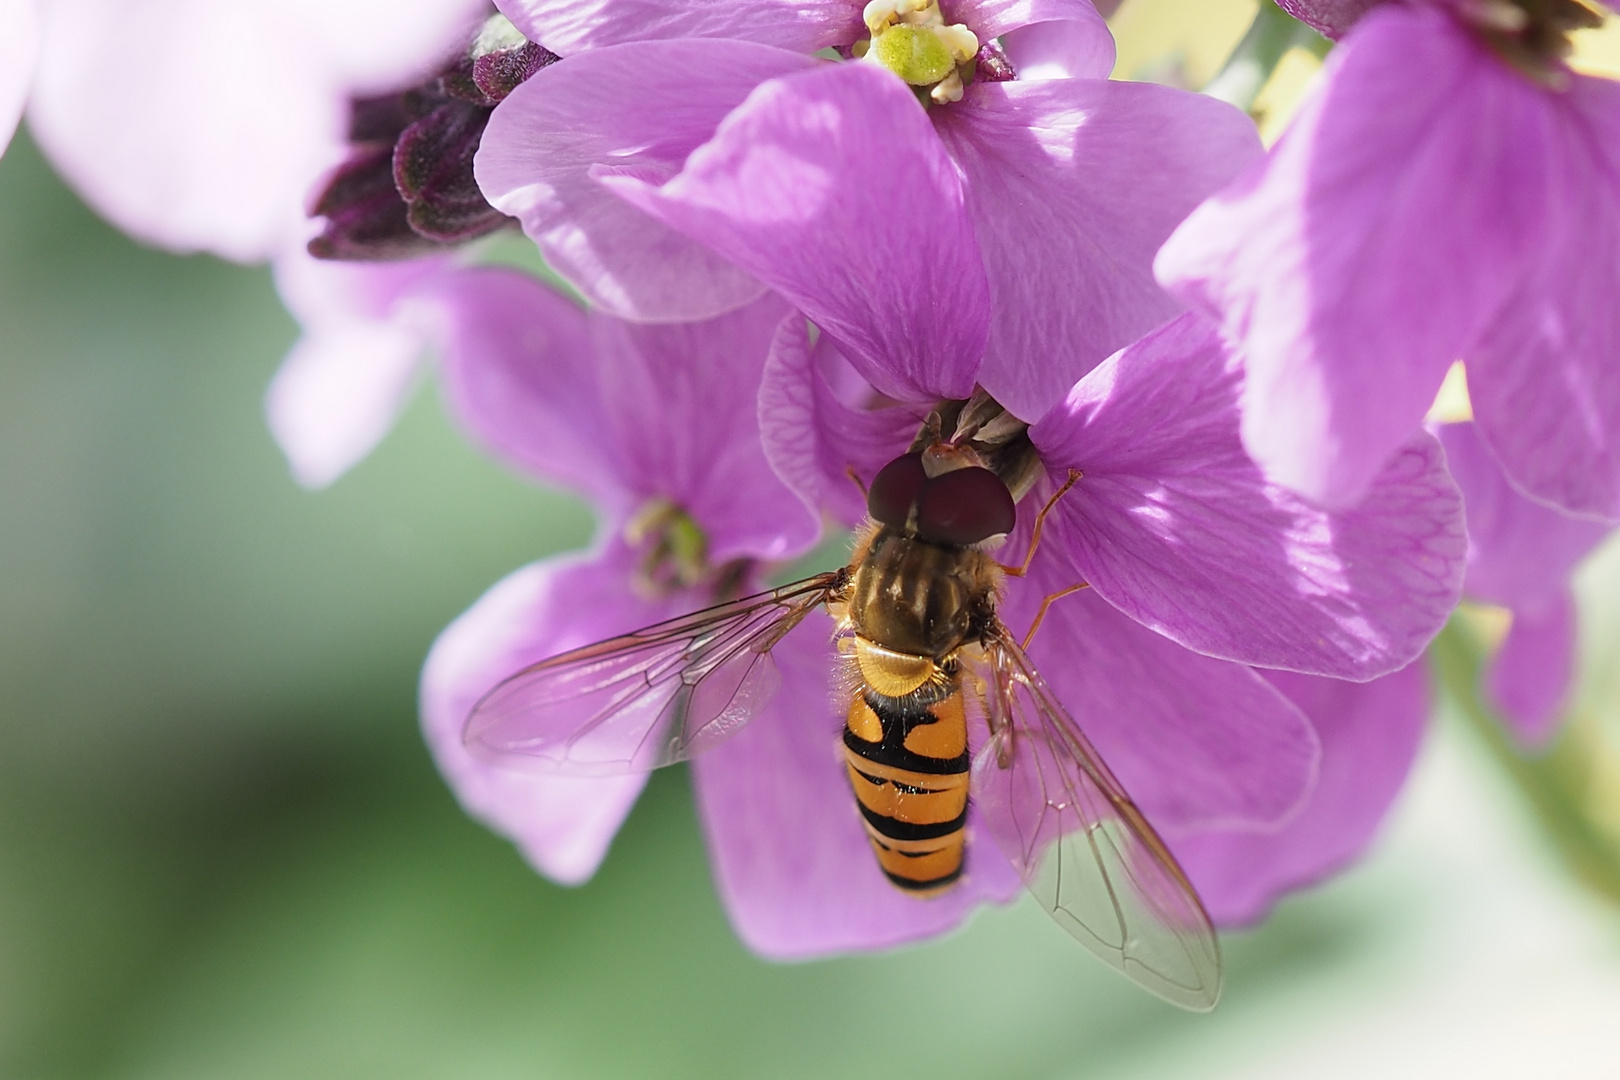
[915,467,1016,546]
[867,452,928,529]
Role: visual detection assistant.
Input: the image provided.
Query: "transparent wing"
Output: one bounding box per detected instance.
[464,572,844,776]
[966,623,1222,1011]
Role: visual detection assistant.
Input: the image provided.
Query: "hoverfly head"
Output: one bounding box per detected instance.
[867,450,1015,547]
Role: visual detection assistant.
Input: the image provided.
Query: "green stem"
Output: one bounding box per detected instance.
[1429,616,1620,905]
[1203,0,1332,108]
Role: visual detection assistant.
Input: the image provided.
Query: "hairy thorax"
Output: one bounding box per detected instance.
[846,524,1000,665]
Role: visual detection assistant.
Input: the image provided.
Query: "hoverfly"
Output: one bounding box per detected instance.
[463,391,1222,1011]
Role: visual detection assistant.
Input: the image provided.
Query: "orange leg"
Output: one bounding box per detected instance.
[1021,583,1089,651]
[1000,469,1082,578]
[846,465,869,502]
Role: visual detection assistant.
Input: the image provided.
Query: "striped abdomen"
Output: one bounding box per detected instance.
[842,669,970,893]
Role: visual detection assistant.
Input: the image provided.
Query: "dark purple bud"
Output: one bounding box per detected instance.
[307,145,440,261]
[915,467,1016,547]
[393,103,509,244]
[309,20,554,261]
[474,41,559,102]
[437,57,491,106]
[868,452,928,530]
[348,94,416,143]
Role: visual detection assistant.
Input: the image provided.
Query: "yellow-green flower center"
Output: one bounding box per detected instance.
[858,0,980,104]
[626,498,710,593]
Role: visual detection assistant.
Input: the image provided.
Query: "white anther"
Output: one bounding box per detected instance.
[863,0,901,34]
[929,70,965,103]
[862,0,981,101]
[938,23,979,62]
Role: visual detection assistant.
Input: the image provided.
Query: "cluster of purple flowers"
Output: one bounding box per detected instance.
[8,0,1617,961]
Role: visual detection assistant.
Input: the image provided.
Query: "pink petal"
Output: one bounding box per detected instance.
[1156,5,1551,508]
[603,62,988,403]
[422,267,626,508]
[692,615,1022,959]
[591,294,823,562]
[431,273,820,560]
[475,41,815,321]
[0,0,36,158]
[29,0,483,261]
[950,0,1115,79]
[999,564,1321,834]
[421,546,690,885]
[1468,75,1620,521]
[266,252,454,488]
[1274,0,1379,39]
[1485,590,1577,750]
[1435,422,1610,611]
[936,78,1261,421]
[265,318,426,489]
[950,0,1106,39]
[494,0,864,54]
[1030,313,1467,680]
[273,246,453,326]
[1174,663,1430,926]
[758,314,928,529]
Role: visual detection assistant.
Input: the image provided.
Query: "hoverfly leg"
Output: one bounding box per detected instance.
[999,469,1082,578]
[1021,583,1090,651]
[845,465,869,501]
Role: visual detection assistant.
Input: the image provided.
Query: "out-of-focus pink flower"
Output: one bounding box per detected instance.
[1438,421,1613,747]
[266,251,460,488]
[477,0,1260,420]
[1158,2,1620,519]
[0,0,36,158]
[26,0,486,261]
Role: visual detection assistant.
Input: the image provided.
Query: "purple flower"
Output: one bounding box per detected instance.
[1438,421,1612,747]
[622,98,1463,924]
[1156,1,1620,519]
[26,0,487,260]
[700,102,1468,917]
[419,270,825,888]
[0,0,35,158]
[756,304,1454,927]
[584,69,1468,675]
[475,0,1261,419]
[420,267,1330,951]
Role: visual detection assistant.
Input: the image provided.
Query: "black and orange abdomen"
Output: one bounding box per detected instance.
[841,677,970,893]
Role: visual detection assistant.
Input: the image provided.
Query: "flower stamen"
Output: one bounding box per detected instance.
[858,0,980,104]
[625,498,710,593]
[1461,0,1607,88]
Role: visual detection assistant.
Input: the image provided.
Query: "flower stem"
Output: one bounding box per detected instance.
[1429,616,1620,905]
[1203,0,1331,109]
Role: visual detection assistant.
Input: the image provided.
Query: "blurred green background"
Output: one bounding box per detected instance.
[3,65,1620,1077]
